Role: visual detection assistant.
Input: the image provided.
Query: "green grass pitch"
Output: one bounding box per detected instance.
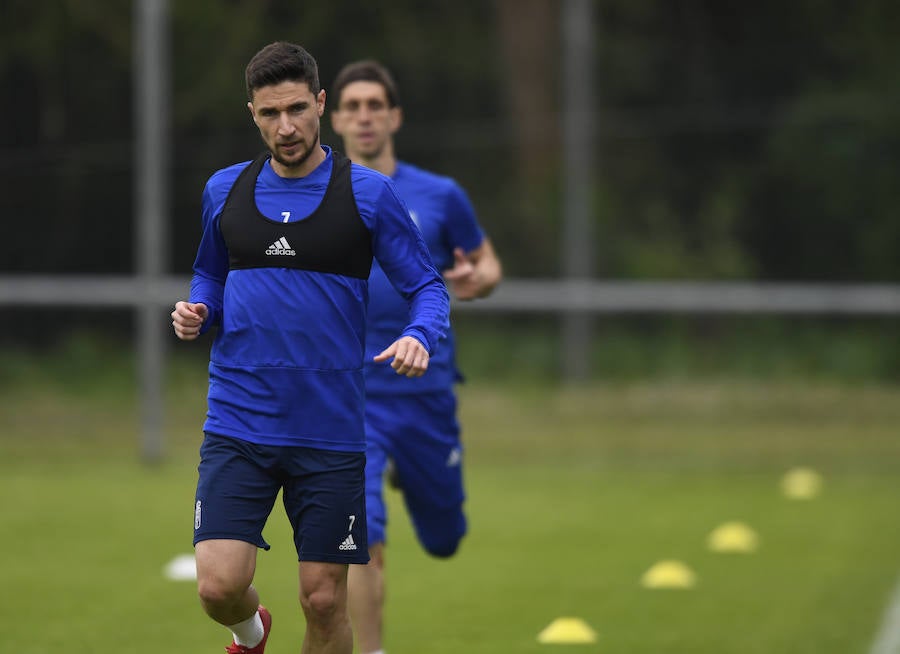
[2,370,899,653]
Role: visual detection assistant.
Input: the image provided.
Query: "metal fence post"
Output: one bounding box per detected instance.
[561,0,596,382]
[134,0,170,463]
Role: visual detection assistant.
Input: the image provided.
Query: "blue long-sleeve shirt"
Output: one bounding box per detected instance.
[189,146,450,451]
[364,161,485,395]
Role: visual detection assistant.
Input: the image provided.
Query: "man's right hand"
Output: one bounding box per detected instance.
[171,301,208,341]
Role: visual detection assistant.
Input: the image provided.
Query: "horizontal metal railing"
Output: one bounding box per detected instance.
[2,275,899,315]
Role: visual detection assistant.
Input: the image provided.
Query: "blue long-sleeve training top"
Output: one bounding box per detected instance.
[364,161,485,395]
[188,146,450,451]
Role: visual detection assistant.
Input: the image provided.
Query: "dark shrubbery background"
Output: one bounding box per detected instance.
[1,1,898,380]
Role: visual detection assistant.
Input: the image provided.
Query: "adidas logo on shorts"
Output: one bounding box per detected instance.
[339,534,357,551]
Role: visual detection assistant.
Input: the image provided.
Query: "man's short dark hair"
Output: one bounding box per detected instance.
[330,60,401,108]
[245,41,320,101]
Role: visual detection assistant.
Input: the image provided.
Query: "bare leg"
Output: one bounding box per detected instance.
[299,560,353,654]
[348,544,385,654]
[195,539,260,626]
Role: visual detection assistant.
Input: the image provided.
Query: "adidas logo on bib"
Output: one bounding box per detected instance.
[266,236,296,256]
[339,534,357,551]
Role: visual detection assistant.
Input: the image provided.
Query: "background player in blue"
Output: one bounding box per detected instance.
[330,60,502,654]
[171,43,449,654]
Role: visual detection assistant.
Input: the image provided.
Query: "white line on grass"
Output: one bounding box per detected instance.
[869,576,900,654]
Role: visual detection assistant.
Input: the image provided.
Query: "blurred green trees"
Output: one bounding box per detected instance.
[0,0,898,282]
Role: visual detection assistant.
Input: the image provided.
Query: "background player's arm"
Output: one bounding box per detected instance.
[443,237,502,301]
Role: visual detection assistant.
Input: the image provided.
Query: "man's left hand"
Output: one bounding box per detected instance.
[374,336,430,377]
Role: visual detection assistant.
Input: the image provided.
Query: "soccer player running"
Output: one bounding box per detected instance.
[171,42,449,654]
[330,60,502,654]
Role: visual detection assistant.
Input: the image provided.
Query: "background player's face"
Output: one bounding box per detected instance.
[248,81,325,175]
[331,80,401,160]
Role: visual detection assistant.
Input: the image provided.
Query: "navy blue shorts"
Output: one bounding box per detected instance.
[364,391,467,558]
[193,433,369,564]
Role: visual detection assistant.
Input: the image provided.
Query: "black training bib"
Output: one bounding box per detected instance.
[219,151,373,279]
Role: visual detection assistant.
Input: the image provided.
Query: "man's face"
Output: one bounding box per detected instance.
[330,80,401,160]
[248,81,325,176]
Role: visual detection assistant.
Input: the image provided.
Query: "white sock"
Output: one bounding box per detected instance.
[228,610,265,648]
[362,650,385,654]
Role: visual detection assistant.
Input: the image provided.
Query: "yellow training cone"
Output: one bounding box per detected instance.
[537,617,598,644]
[781,467,823,500]
[707,521,759,553]
[640,560,697,589]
